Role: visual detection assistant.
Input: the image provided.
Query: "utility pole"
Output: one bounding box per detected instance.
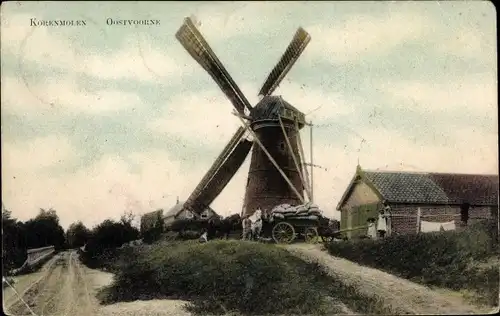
[310,121,313,202]
[303,121,314,202]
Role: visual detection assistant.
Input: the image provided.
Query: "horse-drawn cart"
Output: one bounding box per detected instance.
[264,217,320,244]
[260,203,339,244]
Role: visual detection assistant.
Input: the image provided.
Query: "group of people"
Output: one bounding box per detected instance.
[366,203,391,239]
[199,208,265,243]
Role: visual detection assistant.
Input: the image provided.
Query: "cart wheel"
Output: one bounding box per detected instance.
[304,227,319,243]
[272,222,295,244]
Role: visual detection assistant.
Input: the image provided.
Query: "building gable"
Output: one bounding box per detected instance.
[339,179,381,211]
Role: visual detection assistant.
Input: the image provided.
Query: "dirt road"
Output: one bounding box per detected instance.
[284,243,490,315]
[4,246,492,315]
[3,251,190,316]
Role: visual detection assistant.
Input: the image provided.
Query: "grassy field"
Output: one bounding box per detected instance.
[84,240,395,315]
[326,220,499,307]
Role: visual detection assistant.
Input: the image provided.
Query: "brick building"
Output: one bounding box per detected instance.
[337,166,499,239]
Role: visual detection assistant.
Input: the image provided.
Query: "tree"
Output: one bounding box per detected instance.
[142,211,164,244]
[24,208,66,250]
[120,210,135,226]
[84,216,140,258]
[66,221,91,248]
[2,207,28,270]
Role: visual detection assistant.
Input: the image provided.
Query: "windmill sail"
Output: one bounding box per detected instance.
[176,17,253,115]
[258,27,311,97]
[184,127,250,213]
[191,138,252,211]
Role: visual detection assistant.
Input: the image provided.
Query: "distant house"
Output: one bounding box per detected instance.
[336,165,499,239]
[140,202,219,234]
[162,201,219,229]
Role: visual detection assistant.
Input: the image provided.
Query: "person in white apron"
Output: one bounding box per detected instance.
[377,204,390,238]
[367,218,378,239]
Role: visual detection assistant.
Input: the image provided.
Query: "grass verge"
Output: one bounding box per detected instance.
[88,240,397,315]
[326,220,499,307]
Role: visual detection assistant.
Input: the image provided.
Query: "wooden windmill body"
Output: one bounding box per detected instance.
[175,17,313,218]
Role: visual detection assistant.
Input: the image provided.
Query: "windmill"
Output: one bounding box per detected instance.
[175,16,314,218]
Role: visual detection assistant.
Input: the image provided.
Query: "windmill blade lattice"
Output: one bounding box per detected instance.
[191,138,253,210]
[175,17,252,115]
[183,127,250,213]
[258,27,311,97]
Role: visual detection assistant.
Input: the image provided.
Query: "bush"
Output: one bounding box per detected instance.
[80,247,123,272]
[98,240,339,315]
[326,220,499,306]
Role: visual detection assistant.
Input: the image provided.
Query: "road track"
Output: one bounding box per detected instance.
[3,250,191,316]
[4,251,96,316]
[284,243,490,315]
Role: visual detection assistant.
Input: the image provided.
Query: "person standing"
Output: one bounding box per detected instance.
[377,202,390,238]
[367,218,377,239]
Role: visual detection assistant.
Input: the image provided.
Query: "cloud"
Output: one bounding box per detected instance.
[275,83,356,123]
[1,13,188,83]
[1,14,79,70]
[1,145,251,229]
[149,81,357,149]
[190,2,286,41]
[3,116,497,229]
[81,34,194,82]
[377,74,497,116]
[1,75,142,116]
[435,27,490,59]
[1,3,497,230]
[298,123,498,215]
[148,85,259,147]
[2,135,78,172]
[305,11,432,63]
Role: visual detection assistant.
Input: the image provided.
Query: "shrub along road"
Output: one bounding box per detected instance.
[284,243,491,315]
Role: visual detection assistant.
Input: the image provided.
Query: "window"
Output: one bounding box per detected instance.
[185,211,194,219]
[200,210,209,219]
[279,141,286,152]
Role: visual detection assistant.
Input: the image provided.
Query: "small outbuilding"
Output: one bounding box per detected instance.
[336,165,498,239]
[140,201,219,235]
[163,200,218,228]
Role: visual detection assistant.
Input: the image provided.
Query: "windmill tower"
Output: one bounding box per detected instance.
[175,17,313,218]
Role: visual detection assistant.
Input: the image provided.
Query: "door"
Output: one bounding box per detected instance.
[349,203,381,239]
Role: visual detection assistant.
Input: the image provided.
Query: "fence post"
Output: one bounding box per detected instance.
[416,207,421,233]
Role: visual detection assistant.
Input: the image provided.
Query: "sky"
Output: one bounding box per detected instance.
[1,1,498,230]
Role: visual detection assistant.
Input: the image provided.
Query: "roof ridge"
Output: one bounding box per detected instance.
[364,169,498,177]
[363,169,429,175]
[428,171,499,177]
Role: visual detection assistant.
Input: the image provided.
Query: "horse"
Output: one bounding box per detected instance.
[222,214,242,238]
[251,209,263,240]
[206,213,242,240]
[317,216,342,242]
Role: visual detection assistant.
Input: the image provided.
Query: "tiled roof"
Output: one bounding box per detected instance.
[250,95,301,121]
[364,171,450,204]
[363,170,498,206]
[429,173,499,205]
